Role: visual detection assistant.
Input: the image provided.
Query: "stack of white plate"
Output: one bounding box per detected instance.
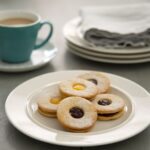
[63,18,150,64]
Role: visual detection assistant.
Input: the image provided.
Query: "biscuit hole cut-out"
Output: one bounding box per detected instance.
[98,99,112,106]
[50,97,61,104]
[69,107,84,118]
[73,84,85,90]
[88,79,98,85]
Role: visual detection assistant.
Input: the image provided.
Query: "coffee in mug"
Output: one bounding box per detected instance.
[0,18,34,26]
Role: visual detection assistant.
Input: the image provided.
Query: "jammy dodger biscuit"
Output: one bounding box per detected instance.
[37,86,63,117]
[57,96,97,132]
[59,78,98,99]
[92,94,125,120]
[79,71,110,93]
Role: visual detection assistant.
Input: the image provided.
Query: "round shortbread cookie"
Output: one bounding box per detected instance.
[97,109,125,121]
[92,94,125,114]
[59,78,98,99]
[79,72,110,93]
[57,97,97,132]
[37,91,62,117]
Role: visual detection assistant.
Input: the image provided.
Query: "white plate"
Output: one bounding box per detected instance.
[0,40,57,72]
[63,17,150,54]
[68,46,150,64]
[5,70,150,147]
[67,41,150,59]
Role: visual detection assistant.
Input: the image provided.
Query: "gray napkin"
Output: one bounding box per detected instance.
[84,28,150,48]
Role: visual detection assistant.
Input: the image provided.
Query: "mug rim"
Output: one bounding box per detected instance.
[0,10,41,28]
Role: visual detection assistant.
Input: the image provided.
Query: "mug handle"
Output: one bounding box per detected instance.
[34,21,53,49]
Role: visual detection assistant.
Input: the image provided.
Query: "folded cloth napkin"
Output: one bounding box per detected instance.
[80,4,150,49]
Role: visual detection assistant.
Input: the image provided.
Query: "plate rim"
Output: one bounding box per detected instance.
[67,41,150,59]
[68,47,150,64]
[5,70,150,147]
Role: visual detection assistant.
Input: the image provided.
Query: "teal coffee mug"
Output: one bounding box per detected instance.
[0,10,53,63]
